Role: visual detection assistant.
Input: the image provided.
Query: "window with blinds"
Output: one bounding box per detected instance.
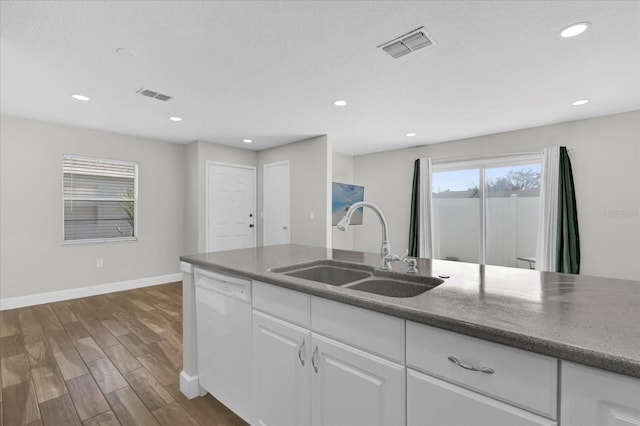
[63,155,138,243]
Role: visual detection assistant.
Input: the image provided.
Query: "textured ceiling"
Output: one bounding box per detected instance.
[1,1,639,155]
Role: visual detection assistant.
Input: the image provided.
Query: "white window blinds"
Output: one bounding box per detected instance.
[63,155,138,242]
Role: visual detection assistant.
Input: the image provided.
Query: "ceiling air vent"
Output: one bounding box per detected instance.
[379,27,435,59]
[136,88,173,102]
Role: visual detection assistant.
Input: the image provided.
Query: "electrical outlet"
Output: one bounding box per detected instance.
[310,211,315,220]
[96,258,104,268]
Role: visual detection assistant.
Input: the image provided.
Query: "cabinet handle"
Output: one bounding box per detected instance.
[311,346,319,373]
[298,340,306,366]
[447,356,495,374]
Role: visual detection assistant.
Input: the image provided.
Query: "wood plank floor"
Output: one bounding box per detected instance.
[0,282,248,426]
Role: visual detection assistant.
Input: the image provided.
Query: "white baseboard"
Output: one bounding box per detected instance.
[180,370,207,399]
[0,272,182,311]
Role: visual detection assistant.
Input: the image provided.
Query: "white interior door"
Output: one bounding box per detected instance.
[263,161,290,246]
[206,161,256,252]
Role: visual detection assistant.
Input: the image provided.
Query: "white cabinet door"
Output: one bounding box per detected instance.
[252,311,311,426]
[311,332,405,426]
[561,362,640,426]
[407,369,556,426]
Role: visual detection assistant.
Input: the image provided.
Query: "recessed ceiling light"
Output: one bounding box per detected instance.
[560,22,590,38]
[333,100,347,106]
[243,139,253,143]
[571,99,590,106]
[70,94,90,101]
[406,132,416,137]
[168,116,182,122]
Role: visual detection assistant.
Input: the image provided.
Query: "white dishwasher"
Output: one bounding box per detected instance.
[195,267,252,424]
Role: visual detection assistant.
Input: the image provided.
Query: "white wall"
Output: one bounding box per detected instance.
[257,135,331,248]
[0,116,185,299]
[183,140,258,254]
[331,152,355,250]
[353,111,640,280]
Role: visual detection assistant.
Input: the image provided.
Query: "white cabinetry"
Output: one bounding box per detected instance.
[189,266,639,426]
[407,368,555,426]
[561,361,640,426]
[406,321,557,425]
[311,332,405,426]
[253,310,310,426]
[252,282,405,426]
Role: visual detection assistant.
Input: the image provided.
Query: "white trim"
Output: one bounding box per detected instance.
[432,153,542,171]
[180,371,207,399]
[62,236,138,246]
[264,160,291,168]
[0,272,181,311]
[63,153,140,168]
[479,165,486,264]
[432,152,542,166]
[205,160,257,253]
[181,261,194,273]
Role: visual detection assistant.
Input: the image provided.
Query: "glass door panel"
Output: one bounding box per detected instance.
[432,168,480,263]
[484,164,541,268]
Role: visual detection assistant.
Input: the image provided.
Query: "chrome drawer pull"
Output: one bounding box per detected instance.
[448,356,495,374]
[298,340,306,366]
[312,346,319,373]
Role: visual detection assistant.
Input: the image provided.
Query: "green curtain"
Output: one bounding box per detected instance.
[555,147,580,274]
[408,159,420,257]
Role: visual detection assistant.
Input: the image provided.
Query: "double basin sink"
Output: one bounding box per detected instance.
[271,260,443,298]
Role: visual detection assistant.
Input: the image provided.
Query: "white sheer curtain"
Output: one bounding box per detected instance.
[418,158,433,258]
[535,147,560,271]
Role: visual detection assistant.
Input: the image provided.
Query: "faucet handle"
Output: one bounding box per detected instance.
[398,249,409,261]
[405,258,419,274]
[399,251,419,274]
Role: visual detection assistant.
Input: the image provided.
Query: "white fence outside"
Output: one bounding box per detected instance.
[433,195,539,269]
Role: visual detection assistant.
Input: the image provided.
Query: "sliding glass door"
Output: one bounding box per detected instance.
[431,156,541,268]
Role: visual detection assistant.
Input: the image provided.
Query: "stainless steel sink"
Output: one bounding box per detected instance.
[272,259,444,297]
[284,265,371,286]
[345,279,439,298]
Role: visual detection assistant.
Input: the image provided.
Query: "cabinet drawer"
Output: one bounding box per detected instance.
[311,296,404,363]
[253,281,310,328]
[407,321,557,419]
[407,368,556,426]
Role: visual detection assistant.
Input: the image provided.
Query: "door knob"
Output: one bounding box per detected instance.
[249,224,255,228]
[282,226,288,230]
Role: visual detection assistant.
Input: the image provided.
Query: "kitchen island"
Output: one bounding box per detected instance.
[180,244,640,425]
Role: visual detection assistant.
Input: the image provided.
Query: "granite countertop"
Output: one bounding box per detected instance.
[181,244,640,378]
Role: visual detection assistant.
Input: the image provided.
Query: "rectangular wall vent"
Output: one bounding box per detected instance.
[136,88,173,102]
[378,27,435,59]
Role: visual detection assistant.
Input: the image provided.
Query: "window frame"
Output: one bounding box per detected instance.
[431,153,542,265]
[62,154,139,245]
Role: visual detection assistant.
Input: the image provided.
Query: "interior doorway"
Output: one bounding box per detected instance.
[263,161,290,246]
[206,161,256,252]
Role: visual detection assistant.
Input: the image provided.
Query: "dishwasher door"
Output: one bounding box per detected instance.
[195,268,252,423]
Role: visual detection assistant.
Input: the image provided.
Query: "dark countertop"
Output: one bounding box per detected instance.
[181,244,640,378]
